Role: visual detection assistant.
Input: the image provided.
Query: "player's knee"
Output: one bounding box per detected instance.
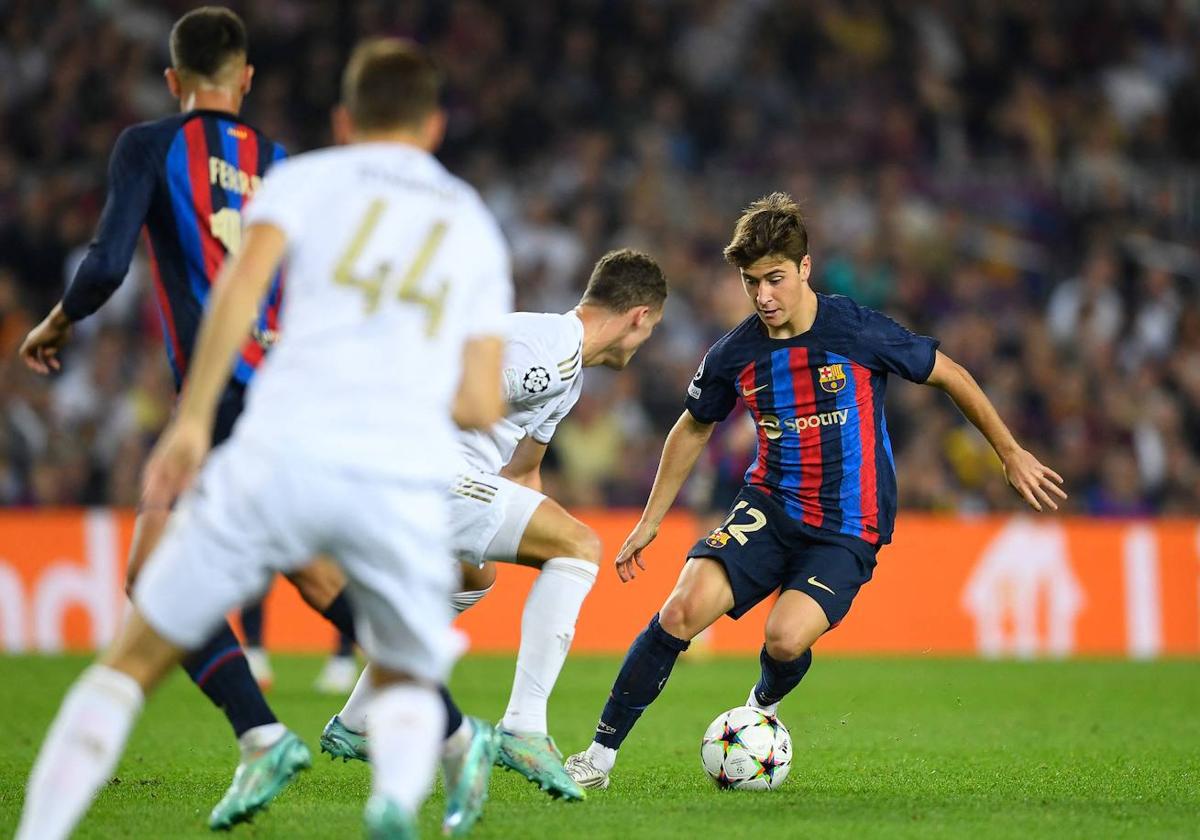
[764,629,809,662]
[288,557,345,611]
[658,596,699,640]
[555,520,602,566]
[571,525,603,566]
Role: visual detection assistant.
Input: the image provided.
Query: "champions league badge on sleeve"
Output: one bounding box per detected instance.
[523,366,551,394]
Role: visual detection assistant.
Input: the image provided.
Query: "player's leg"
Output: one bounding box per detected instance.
[564,557,734,789]
[568,488,788,788]
[125,507,283,758]
[159,442,315,829]
[240,597,273,690]
[463,492,596,799]
[333,482,487,837]
[747,537,877,715]
[16,611,182,840]
[18,446,312,840]
[323,560,488,762]
[285,557,364,693]
[453,559,495,611]
[746,590,825,713]
[499,496,599,731]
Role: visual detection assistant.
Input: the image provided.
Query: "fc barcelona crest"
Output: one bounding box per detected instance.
[705,530,731,549]
[818,363,847,393]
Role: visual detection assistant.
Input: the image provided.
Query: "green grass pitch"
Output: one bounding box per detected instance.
[0,654,1197,838]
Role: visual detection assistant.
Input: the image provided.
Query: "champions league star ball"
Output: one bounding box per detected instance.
[700,706,792,790]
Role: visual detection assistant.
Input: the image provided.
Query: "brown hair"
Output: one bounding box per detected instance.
[170,7,247,80]
[723,192,809,269]
[581,249,668,312]
[341,38,442,132]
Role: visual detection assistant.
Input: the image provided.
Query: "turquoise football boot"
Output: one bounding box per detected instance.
[363,795,418,840]
[495,729,585,801]
[320,715,369,763]
[208,730,311,830]
[442,718,500,836]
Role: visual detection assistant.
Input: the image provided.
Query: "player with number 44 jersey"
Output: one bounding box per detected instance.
[16,37,511,840]
[565,192,1067,791]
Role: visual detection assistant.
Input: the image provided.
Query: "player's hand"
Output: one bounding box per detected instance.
[19,305,72,374]
[615,520,659,583]
[1002,448,1067,512]
[141,419,211,511]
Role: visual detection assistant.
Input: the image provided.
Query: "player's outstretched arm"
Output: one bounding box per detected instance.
[924,350,1067,512]
[19,130,153,374]
[616,410,715,582]
[142,223,286,509]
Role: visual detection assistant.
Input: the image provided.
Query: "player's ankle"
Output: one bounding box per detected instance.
[442,718,473,759]
[238,722,287,756]
[746,689,780,717]
[584,741,616,773]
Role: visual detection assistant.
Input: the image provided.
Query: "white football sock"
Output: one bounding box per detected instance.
[500,557,597,735]
[337,662,377,734]
[442,718,473,760]
[366,683,444,812]
[584,742,616,773]
[16,665,144,840]
[238,722,288,758]
[746,689,780,717]
[451,585,492,614]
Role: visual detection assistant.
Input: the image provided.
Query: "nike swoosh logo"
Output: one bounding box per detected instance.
[807,576,835,595]
[742,384,769,397]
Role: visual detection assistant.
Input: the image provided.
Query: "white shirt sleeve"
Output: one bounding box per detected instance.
[242,157,314,242]
[530,380,581,444]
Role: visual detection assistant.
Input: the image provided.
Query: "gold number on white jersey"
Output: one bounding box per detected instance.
[333,198,449,336]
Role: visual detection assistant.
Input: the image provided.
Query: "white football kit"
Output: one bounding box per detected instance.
[451,311,584,565]
[134,142,513,681]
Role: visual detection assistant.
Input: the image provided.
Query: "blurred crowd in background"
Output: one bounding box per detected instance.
[2,0,1199,519]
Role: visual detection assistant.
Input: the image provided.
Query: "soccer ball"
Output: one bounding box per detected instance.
[700,706,792,790]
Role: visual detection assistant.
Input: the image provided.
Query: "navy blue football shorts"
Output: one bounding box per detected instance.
[686,486,878,627]
[138,383,245,515]
[211,381,246,448]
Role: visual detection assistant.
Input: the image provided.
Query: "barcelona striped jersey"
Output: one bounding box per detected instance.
[62,110,286,389]
[685,294,939,546]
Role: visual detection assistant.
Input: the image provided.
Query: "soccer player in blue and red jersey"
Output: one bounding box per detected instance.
[17,7,340,828]
[565,192,1066,788]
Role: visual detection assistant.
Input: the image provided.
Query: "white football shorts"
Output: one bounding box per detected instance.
[448,470,545,567]
[134,438,464,682]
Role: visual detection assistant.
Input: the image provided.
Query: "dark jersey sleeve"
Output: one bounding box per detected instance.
[856,307,940,382]
[684,346,738,423]
[61,127,156,321]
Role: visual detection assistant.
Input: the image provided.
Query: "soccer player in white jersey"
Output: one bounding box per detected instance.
[319,249,668,803]
[15,39,511,840]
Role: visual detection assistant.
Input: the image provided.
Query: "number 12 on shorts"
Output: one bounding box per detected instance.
[720,501,766,545]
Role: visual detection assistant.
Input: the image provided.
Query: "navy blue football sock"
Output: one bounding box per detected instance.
[334,631,355,657]
[240,600,265,648]
[752,646,812,707]
[594,613,689,750]
[439,685,464,740]
[321,591,358,644]
[181,621,277,737]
